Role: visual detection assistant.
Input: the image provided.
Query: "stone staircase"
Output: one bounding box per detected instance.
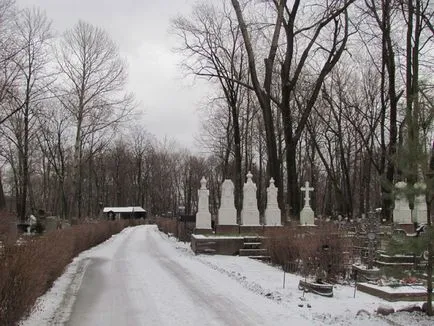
[239,236,270,261]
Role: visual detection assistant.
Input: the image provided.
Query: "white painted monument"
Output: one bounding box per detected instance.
[196,176,212,230]
[218,179,237,225]
[264,178,281,226]
[241,171,260,226]
[300,181,315,225]
[413,182,427,225]
[393,181,412,224]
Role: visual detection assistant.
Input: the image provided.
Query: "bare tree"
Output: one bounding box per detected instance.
[0,8,53,221]
[0,0,21,125]
[36,100,72,218]
[56,20,134,219]
[231,0,353,219]
[172,2,248,217]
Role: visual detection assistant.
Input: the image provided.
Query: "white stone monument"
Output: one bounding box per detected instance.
[195,176,212,230]
[393,181,412,224]
[241,171,260,226]
[300,181,315,225]
[413,182,427,225]
[264,178,281,226]
[218,179,237,225]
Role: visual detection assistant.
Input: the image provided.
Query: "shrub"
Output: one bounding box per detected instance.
[0,219,138,325]
[264,223,353,281]
[155,217,178,236]
[0,210,17,246]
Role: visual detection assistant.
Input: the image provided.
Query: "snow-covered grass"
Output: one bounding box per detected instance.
[171,233,434,326]
[21,226,434,326]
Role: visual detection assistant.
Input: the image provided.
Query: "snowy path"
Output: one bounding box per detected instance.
[66,225,314,326]
[21,225,433,326]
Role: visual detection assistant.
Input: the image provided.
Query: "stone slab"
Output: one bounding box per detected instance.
[357,282,427,302]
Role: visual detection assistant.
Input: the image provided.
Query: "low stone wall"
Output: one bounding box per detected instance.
[191,234,244,255]
[215,225,240,235]
[357,282,427,302]
[214,225,284,236]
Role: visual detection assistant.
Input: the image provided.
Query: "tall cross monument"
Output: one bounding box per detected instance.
[300,181,315,225]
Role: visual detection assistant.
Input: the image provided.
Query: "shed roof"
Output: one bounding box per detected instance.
[103,206,146,213]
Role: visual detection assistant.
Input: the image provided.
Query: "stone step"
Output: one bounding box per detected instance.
[198,248,216,254]
[239,248,268,256]
[248,255,271,261]
[196,241,217,246]
[243,236,264,242]
[243,242,262,249]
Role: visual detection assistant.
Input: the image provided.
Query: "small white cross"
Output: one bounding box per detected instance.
[301,181,314,207]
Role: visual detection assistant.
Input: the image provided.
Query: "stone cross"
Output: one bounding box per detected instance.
[301,181,314,208]
[300,181,315,225]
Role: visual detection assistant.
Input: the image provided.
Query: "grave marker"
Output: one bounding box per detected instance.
[300,181,315,225]
[195,177,212,231]
[218,179,237,225]
[265,178,281,226]
[241,172,260,226]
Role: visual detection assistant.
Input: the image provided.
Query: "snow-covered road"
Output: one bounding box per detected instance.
[21,225,433,326]
[66,225,313,326]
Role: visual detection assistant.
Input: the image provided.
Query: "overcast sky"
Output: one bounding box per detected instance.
[16,0,210,150]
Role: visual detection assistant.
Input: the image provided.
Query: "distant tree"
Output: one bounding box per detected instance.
[56,20,134,219]
[1,8,52,221]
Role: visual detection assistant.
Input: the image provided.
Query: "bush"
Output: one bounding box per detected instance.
[155,217,178,236]
[264,223,353,281]
[0,210,17,246]
[0,219,138,325]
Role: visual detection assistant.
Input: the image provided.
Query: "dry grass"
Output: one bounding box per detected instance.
[155,217,178,236]
[0,218,140,325]
[264,223,353,281]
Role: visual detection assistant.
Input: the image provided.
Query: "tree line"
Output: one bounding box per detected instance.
[173,0,434,222]
[0,0,433,223]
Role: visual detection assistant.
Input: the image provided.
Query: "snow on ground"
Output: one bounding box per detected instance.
[21,225,434,326]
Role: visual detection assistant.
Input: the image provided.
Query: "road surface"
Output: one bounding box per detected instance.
[65,225,312,326]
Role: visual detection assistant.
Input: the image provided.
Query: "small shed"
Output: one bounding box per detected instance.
[103,206,147,220]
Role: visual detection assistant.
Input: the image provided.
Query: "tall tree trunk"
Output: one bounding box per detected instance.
[231,101,243,220]
[286,143,300,217]
[73,122,82,219]
[0,170,5,210]
[231,0,283,221]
